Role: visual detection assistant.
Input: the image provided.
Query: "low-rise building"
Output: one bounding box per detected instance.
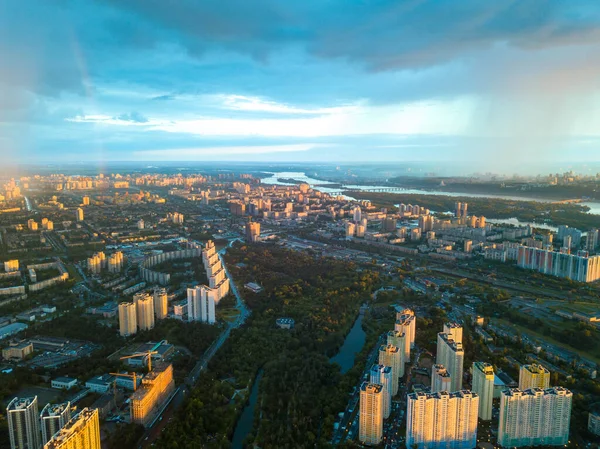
[85,374,114,393]
[589,410,600,436]
[51,377,78,390]
[2,340,33,360]
[275,317,295,329]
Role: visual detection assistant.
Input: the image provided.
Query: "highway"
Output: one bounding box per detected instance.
[140,238,250,448]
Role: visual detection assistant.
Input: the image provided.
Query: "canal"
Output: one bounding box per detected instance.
[231,369,263,448]
[330,313,367,374]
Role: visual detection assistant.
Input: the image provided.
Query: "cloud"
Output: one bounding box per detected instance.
[216,94,362,115]
[115,111,149,123]
[2,0,600,168]
[133,143,323,159]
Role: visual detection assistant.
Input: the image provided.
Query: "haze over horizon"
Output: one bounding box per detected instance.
[3,1,600,171]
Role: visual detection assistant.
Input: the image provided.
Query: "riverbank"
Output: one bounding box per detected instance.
[260,171,600,215]
[343,191,600,230]
[231,369,264,448]
[330,310,367,374]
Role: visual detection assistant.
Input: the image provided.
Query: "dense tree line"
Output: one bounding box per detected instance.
[157,244,381,448]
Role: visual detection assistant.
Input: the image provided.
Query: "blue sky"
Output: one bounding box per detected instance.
[2,0,600,167]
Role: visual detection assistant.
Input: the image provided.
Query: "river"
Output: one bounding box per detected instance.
[260,171,600,215]
[231,369,264,448]
[330,314,366,374]
[486,218,558,232]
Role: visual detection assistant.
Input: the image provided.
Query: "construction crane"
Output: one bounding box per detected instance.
[110,372,139,392]
[119,350,158,372]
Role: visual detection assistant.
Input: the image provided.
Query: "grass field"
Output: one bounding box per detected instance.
[218,308,240,323]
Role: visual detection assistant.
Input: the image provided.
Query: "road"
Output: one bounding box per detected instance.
[431,267,592,302]
[382,348,421,448]
[332,333,385,444]
[140,239,250,448]
[23,196,33,212]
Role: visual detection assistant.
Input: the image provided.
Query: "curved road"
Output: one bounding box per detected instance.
[140,239,250,448]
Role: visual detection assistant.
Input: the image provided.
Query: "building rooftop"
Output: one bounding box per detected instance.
[380,344,399,354]
[52,376,77,384]
[45,408,98,449]
[86,374,114,386]
[503,386,572,397]
[474,361,494,374]
[41,402,70,417]
[361,382,383,394]
[132,340,174,358]
[7,396,36,411]
[496,371,517,386]
[522,363,550,374]
[408,390,478,400]
[276,317,294,324]
[4,340,32,350]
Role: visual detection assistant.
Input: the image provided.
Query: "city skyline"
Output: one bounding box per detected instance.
[3,2,600,168]
[1,3,599,448]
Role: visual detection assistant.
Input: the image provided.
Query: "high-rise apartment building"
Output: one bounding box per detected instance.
[431,364,452,393]
[396,308,416,348]
[558,225,582,247]
[44,408,101,449]
[386,331,406,378]
[471,362,494,420]
[382,217,397,232]
[406,390,479,449]
[75,208,84,222]
[519,364,550,390]
[170,212,184,224]
[369,365,392,419]
[187,286,216,324]
[393,318,412,360]
[498,387,572,447]
[130,364,175,427]
[587,228,599,251]
[359,382,384,446]
[443,323,463,344]
[4,260,19,272]
[378,344,401,396]
[563,234,572,251]
[153,287,168,320]
[436,333,464,392]
[455,202,468,219]
[245,221,260,243]
[107,252,124,273]
[419,215,434,232]
[517,246,600,282]
[134,293,155,331]
[395,311,415,362]
[6,396,42,449]
[40,403,71,445]
[345,221,355,237]
[118,302,137,337]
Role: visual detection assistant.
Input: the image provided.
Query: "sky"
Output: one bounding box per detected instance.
[2,0,600,170]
